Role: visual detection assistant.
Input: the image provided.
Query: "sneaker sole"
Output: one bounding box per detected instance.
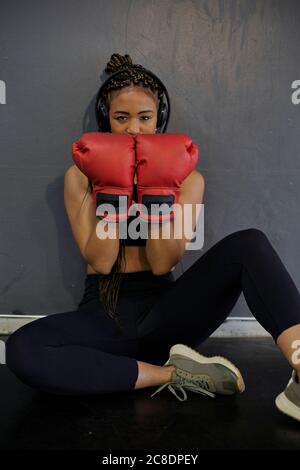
[167,343,245,393]
[275,391,300,422]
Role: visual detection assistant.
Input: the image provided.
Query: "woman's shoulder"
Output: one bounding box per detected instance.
[191,169,204,179]
[181,169,205,192]
[64,164,88,188]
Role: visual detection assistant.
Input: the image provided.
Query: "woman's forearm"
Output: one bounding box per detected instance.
[145,221,184,275]
[84,216,120,274]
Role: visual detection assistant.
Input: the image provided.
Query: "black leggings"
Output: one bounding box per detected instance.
[5,228,300,396]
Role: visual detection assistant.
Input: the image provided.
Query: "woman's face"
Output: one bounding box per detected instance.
[108,86,158,135]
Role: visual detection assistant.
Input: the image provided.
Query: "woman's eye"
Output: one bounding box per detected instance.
[115,116,151,122]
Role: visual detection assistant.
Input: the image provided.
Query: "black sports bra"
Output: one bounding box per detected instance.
[122,184,146,247]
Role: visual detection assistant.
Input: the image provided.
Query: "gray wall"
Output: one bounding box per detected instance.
[0,0,300,317]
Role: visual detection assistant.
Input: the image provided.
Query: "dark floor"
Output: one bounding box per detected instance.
[0,336,299,451]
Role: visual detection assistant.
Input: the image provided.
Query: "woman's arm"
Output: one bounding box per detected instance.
[145,170,205,275]
[63,165,119,274]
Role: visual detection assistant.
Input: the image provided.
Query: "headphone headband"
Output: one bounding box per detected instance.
[95,66,170,133]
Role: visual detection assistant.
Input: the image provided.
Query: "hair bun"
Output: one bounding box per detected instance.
[105,53,133,74]
[105,53,144,75]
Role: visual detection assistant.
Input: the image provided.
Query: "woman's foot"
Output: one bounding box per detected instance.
[275,370,300,422]
[150,343,245,402]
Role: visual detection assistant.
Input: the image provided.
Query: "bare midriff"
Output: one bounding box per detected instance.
[87,246,150,274]
[86,246,175,274]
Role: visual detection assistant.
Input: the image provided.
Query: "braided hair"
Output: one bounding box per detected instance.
[99,53,165,114]
[84,53,164,331]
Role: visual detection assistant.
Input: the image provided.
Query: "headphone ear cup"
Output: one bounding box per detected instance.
[97,100,111,132]
[99,101,108,132]
[157,102,167,132]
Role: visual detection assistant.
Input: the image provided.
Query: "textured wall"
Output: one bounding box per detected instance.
[0,0,299,318]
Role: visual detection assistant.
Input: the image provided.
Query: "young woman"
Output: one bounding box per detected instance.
[5,53,300,422]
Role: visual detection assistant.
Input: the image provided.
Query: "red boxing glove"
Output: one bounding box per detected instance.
[135,133,199,223]
[72,132,136,222]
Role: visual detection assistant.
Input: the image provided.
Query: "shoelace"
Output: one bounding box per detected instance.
[150,378,216,402]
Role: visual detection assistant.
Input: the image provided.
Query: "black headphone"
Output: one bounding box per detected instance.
[95,66,170,133]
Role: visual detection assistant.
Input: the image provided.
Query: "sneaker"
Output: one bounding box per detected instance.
[150,343,245,402]
[275,370,300,422]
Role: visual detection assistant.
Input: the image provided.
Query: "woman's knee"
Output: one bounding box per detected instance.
[5,325,42,384]
[234,228,270,251]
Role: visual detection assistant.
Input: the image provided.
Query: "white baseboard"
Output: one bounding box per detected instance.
[0,315,46,335]
[211,317,271,337]
[0,314,271,337]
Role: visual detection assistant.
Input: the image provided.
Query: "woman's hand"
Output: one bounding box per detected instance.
[72,132,136,222]
[135,133,199,223]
